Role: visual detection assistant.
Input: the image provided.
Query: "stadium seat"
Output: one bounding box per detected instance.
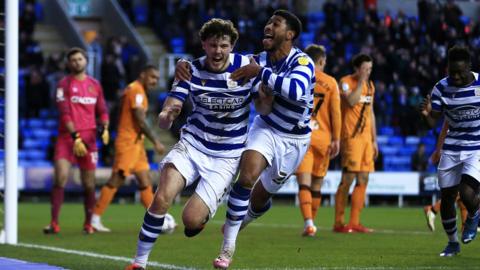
[22,138,43,149]
[32,128,53,140]
[405,136,420,145]
[388,135,403,145]
[379,126,394,136]
[171,37,185,53]
[379,145,397,155]
[134,5,148,25]
[376,135,388,145]
[26,149,47,160]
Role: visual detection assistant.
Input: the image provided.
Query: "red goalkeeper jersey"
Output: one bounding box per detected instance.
[55,75,109,134]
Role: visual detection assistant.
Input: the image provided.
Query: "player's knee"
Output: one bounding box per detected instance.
[460,174,480,193]
[184,226,205,238]
[441,186,459,202]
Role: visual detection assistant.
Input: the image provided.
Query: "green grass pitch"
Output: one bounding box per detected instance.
[0,202,479,269]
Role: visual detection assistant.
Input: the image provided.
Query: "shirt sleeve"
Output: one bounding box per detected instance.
[431,83,443,112]
[330,80,342,140]
[95,83,109,124]
[257,55,314,103]
[56,78,73,127]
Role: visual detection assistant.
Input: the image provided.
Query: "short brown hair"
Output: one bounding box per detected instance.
[199,18,239,45]
[67,47,88,61]
[304,44,326,63]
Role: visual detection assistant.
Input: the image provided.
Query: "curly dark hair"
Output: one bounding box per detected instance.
[199,18,239,45]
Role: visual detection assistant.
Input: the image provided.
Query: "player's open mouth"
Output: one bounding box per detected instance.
[263,34,273,40]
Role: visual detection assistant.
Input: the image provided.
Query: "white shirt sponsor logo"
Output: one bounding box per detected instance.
[449,105,480,121]
[360,95,373,103]
[71,96,97,104]
[56,88,64,101]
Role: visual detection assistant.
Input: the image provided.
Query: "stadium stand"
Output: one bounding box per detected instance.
[16,0,480,176]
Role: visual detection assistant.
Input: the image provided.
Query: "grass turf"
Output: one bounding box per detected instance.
[0,202,479,269]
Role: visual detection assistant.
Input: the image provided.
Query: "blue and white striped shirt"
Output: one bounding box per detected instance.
[431,72,480,152]
[252,47,315,138]
[169,53,255,158]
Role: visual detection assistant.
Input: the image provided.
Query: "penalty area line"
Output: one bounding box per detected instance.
[16,243,197,270]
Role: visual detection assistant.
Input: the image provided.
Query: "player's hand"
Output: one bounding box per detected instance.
[328,140,340,159]
[419,95,432,117]
[72,132,88,157]
[158,104,182,129]
[100,125,109,145]
[230,57,262,84]
[174,59,191,82]
[430,149,441,165]
[372,141,379,160]
[153,140,166,155]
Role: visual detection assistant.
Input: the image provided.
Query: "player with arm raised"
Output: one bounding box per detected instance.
[43,47,109,234]
[420,46,480,256]
[333,54,377,234]
[91,65,165,232]
[125,19,260,270]
[295,44,341,237]
[213,10,315,269]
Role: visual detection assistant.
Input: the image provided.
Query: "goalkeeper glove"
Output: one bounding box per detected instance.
[99,124,109,145]
[71,132,88,157]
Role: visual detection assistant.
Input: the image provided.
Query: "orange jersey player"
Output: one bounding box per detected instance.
[295,44,341,237]
[91,65,165,232]
[333,53,378,233]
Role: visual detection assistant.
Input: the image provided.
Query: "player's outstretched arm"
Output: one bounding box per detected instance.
[419,94,441,128]
[158,97,183,130]
[133,108,165,154]
[430,120,449,164]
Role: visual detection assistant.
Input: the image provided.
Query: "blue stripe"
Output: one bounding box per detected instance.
[443,143,480,151]
[432,103,441,111]
[473,79,480,86]
[271,107,300,125]
[435,82,445,93]
[168,92,187,102]
[262,68,272,85]
[184,130,245,150]
[291,70,310,80]
[260,115,311,135]
[442,90,476,98]
[144,212,164,227]
[227,201,248,212]
[226,212,245,221]
[142,224,162,234]
[192,111,249,124]
[449,125,480,132]
[225,54,242,73]
[288,80,298,100]
[191,89,251,98]
[274,76,284,93]
[431,94,441,101]
[446,134,480,141]
[139,232,157,243]
[177,81,190,90]
[191,75,228,89]
[232,182,251,197]
[192,59,203,71]
[275,96,304,113]
[445,102,480,109]
[188,118,248,137]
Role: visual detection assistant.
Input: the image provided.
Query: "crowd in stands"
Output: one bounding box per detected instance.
[122,0,480,138]
[16,0,480,172]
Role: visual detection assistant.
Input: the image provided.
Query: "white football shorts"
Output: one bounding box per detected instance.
[160,139,239,217]
[437,151,480,188]
[246,117,310,193]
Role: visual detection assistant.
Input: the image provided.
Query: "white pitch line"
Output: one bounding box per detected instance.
[210,220,433,235]
[16,243,197,270]
[241,267,476,270]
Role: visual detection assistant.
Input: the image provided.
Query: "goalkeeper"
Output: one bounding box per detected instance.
[43,47,109,235]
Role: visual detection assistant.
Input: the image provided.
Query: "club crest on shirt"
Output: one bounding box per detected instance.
[475,88,480,96]
[227,79,238,89]
[88,85,95,93]
[201,79,207,86]
[297,56,309,66]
